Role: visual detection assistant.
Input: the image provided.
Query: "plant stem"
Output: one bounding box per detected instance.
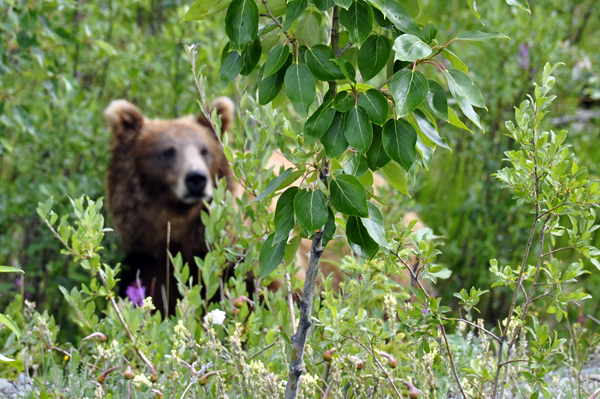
[285,271,297,335]
[393,253,467,398]
[441,317,501,342]
[341,334,402,398]
[96,270,157,378]
[284,230,325,399]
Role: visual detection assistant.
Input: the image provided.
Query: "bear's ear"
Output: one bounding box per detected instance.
[105,100,144,141]
[197,96,235,134]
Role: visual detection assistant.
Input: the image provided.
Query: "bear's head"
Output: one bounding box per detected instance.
[105,97,235,205]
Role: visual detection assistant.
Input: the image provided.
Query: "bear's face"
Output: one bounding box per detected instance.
[105,98,234,206]
[133,121,221,204]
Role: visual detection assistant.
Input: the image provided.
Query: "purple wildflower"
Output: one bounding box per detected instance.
[517,43,530,70]
[126,280,146,307]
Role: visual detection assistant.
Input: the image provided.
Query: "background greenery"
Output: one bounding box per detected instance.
[1,0,599,339]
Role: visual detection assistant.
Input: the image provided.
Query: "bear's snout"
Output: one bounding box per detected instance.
[185,171,208,197]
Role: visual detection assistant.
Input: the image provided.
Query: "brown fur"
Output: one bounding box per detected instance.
[105,98,235,314]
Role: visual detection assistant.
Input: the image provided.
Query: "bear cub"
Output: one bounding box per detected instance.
[105,98,236,315]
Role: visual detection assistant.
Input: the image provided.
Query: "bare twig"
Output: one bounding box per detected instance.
[341,334,402,398]
[285,271,297,335]
[393,252,467,399]
[441,317,501,342]
[249,342,277,360]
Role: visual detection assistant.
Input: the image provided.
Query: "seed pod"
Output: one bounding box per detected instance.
[403,381,420,398]
[322,348,337,362]
[124,365,134,379]
[378,351,397,368]
[97,366,119,383]
[82,332,107,342]
[347,355,364,369]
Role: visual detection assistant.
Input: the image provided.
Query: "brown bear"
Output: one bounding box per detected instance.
[105,97,238,316]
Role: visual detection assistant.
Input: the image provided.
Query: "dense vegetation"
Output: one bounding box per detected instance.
[1,0,599,397]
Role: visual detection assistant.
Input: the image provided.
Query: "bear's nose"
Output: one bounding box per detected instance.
[185,171,207,196]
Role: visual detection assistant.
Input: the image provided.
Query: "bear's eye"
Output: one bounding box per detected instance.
[200,148,209,157]
[162,148,176,159]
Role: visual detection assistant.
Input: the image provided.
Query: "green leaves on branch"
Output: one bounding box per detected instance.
[393,34,432,62]
[294,189,328,232]
[389,69,428,118]
[357,35,391,82]
[339,0,374,46]
[285,63,316,118]
[330,174,369,217]
[344,106,373,154]
[306,45,345,81]
[382,118,416,171]
[225,0,259,50]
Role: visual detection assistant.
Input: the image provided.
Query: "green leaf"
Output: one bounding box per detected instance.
[339,0,374,46]
[0,354,24,372]
[455,30,510,41]
[294,189,329,232]
[332,58,356,82]
[347,216,378,259]
[263,44,290,78]
[295,12,322,46]
[466,0,482,23]
[454,94,484,131]
[425,80,448,121]
[506,0,530,13]
[274,187,299,243]
[343,153,369,177]
[95,40,117,56]
[344,106,373,154]
[283,0,308,31]
[283,235,303,265]
[181,0,222,21]
[334,0,353,9]
[220,50,243,88]
[333,91,355,112]
[414,109,449,149]
[366,125,391,170]
[444,69,486,109]
[321,112,349,158]
[369,0,419,34]
[358,89,389,125]
[357,34,392,82]
[252,168,293,202]
[0,266,24,273]
[422,22,437,43]
[240,37,262,76]
[389,69,428,117]
[306,44,345,81]
[441,48,468,73]
[259,63,287,105]
[225,0,259,50]
[314,0,335,11]
[304,100,336,145]
[393,34,432,62]
[0,313,20,339]
[381,161,409,194]
[330,174,369,217]
[285,63,316,118]
[383,118,416,171]
[322,208,336,246]
[398,0,419,17]
[259,233,287,277]
[448,108,473,133]
[361,202,388,248]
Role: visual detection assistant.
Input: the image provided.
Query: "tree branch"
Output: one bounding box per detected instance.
[284,230,325,399]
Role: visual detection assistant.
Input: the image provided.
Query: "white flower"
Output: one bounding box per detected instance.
[204,309,226,325]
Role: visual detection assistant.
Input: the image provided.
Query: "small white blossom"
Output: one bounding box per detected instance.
[204,309,226,325]
[133,374,153,388]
